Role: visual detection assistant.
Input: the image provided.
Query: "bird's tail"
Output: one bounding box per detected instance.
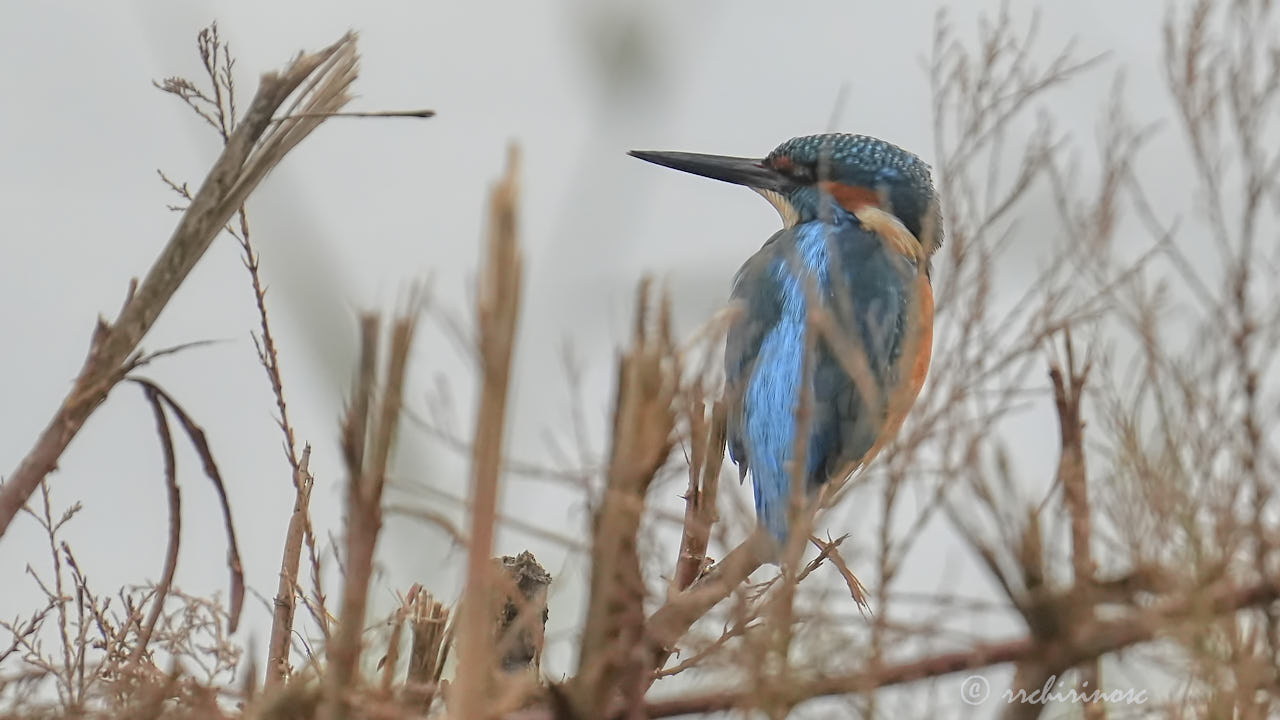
[752,471,791,548]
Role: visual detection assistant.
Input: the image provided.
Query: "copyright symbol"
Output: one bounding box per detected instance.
[960,675,989,705]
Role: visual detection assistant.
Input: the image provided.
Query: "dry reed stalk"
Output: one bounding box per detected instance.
[266,445,313,688]
[567,282,680,719]
[453,145,524,720]
[322,300,420,720]
[0,32,360,539]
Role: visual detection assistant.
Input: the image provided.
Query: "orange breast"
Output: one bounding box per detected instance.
[861,275,933,467]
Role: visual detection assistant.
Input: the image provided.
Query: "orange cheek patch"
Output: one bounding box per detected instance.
[819,181,882,214]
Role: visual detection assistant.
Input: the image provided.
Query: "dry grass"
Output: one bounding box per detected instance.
[4,2,1280,718]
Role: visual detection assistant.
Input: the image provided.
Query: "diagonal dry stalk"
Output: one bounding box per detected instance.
[266,445,314,687]
[0,32,360,540]
[157,25,328,691]
[452,145,524,720]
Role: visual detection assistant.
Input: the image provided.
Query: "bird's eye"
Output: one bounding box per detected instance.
[789,164,814,182]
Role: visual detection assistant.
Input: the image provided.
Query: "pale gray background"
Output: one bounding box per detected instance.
[1,0,1186,712]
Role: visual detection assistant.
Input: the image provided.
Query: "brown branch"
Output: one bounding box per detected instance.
[628,577,1280,718]
[0,32,359,541]
[1048,333,1102,720]
[643,531,771,685]
[454,144,524,720]
[672,401,727,593]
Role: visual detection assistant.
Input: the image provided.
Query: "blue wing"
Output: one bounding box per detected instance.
[724,214,917,542]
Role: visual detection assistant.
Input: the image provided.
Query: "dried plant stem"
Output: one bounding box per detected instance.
[322,301,420,720]
[454,145,524,720]
[0,32,359,540]
[570,282,679,718]
[129,385,183,664]
[127,377,245,631]
[1051,334,1102,720]
[672,401,727,593]
[643,532,770,683]
[266,445,313,689]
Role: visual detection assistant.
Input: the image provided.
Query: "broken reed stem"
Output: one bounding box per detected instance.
[405,587,450,711]
[489,552,552,678]
[0,33,359,540]
[322,304,420,720]
[454,145,524,720]
[322,315,379,719]
[266,445,313,689]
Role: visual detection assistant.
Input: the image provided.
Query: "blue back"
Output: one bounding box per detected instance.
[725,206,917,542]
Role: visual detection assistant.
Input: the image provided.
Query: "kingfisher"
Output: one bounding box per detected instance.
[630,134,941,550]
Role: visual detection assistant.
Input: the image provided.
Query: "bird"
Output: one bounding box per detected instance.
[630,133,941,552]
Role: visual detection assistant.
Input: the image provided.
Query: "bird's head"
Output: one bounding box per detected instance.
[631,133,942,253]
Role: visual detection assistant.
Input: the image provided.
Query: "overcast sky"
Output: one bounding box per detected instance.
[2,0,1189,712]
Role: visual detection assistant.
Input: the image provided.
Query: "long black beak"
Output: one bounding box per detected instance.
[628,150,793,193]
